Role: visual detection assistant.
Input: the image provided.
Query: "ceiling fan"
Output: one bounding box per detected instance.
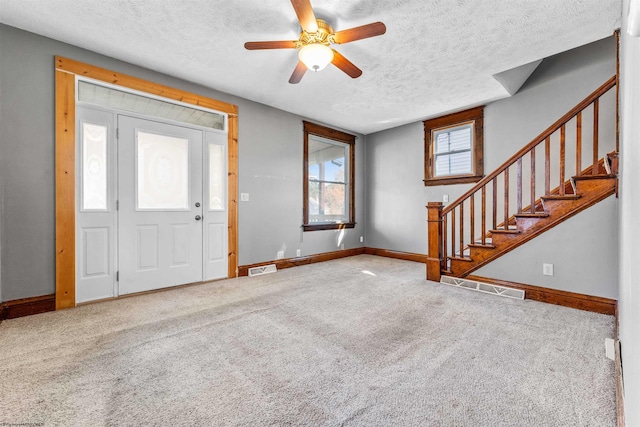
[244,0,386,84]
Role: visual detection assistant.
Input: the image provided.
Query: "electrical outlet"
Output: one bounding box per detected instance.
[296,249,301,257]
[277,250,284,259]
[605,338,615,361]
[240,193,249,202]
[443,194,449,203]
[360,236,364,243]
[543,263,554,276]
[341,244,345,250]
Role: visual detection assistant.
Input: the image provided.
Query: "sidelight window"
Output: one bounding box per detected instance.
[81,122,108,210]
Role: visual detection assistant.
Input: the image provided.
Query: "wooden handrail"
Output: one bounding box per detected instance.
[442,75,616,215]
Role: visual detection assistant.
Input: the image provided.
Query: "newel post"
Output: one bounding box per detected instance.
[426,202,444,282]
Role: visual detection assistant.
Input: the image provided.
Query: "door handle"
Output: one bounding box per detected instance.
[195,215,202,221]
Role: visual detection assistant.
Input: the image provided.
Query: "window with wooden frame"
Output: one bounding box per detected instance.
[303,121,355,231]
[424,106,484,185]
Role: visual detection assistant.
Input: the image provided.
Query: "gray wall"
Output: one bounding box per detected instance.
[364,122,427,253]
[365,36,618,298]
[237,101,366,263]
[619,0,640,423]
[0,24,364,301]
[475,197,617,299]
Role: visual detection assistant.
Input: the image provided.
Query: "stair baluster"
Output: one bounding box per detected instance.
[593,99,599,176]
[530,146,536,214]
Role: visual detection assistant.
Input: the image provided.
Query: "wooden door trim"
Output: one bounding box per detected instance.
[55,56,239,309]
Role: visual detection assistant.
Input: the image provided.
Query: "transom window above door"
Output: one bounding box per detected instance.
[77,80,226,131]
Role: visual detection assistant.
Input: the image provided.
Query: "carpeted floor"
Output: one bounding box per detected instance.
[0,255,615,426]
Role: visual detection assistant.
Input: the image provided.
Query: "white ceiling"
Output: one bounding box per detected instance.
[0,0,621,134]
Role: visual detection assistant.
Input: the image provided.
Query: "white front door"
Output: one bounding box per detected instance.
[117,116,204,295]
[76,105,229,303]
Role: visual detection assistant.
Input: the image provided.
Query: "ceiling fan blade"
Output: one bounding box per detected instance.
[332,21,387,44]
[290,0,318,33]
[244,40,298,50]
[331,50,362,79]
[289,61,307,84]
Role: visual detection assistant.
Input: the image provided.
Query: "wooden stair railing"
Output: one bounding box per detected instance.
[427,76,618,282]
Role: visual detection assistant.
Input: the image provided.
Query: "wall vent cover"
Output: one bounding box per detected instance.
[248,264,277,277]
[440,276,525,300]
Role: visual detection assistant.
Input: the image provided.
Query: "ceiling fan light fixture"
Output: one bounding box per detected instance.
[244,1,385,83]
[299,43,334,71]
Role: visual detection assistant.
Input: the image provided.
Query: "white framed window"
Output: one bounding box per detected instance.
[433,122,474,177]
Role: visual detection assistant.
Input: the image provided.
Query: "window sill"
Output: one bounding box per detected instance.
[303,222,356,232]
[423,174,483,186]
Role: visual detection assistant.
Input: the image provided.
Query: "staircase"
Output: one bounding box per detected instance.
[426,76,618,282]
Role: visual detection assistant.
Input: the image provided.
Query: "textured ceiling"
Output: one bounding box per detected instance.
[0,0,621,134]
